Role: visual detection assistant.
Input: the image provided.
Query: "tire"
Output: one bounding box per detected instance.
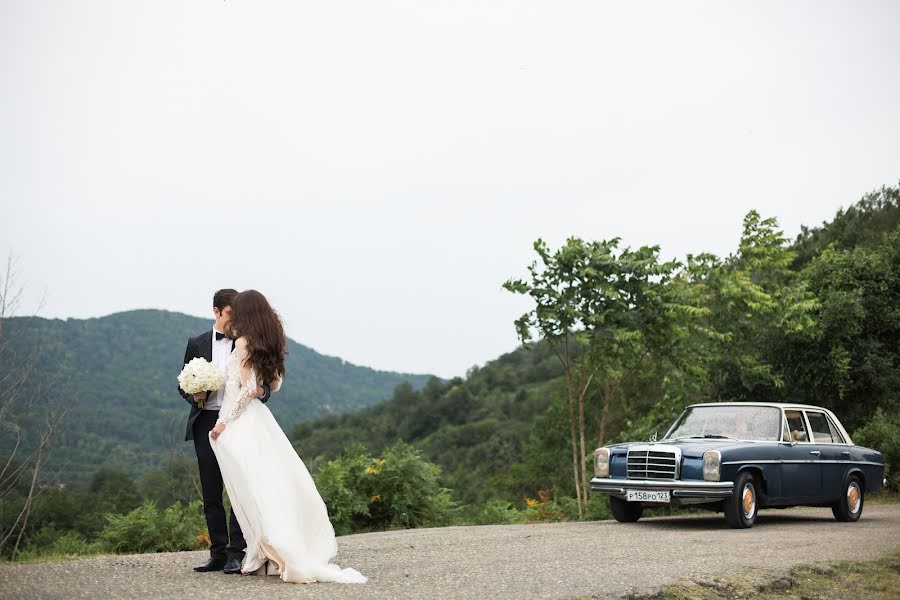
[832,475,864,522]
[610,496,643,523]
[724,471,758,528]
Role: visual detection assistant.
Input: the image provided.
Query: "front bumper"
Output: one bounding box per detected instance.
[590,477,734,498]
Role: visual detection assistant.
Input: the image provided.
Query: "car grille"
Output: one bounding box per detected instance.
[627,448,679,480]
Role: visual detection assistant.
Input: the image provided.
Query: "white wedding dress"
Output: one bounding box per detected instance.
[209,346,366,584]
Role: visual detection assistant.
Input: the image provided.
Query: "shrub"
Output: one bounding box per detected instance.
[853,408,900,491]
[18,528,102,561]
[47,531,101,555]
[99,500,206,553]
[473,499,523,525]
[314,441,456,534]
[524,490,565,523]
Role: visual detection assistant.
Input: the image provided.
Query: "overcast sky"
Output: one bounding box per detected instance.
[2,1,899,378]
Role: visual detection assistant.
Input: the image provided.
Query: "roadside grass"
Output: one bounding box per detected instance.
[611,547,900,600]
[865,490,899,505]
[2,550,109,565]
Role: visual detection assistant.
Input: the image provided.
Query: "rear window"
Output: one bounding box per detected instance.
[805,411,845,444]
[806,411,834,443]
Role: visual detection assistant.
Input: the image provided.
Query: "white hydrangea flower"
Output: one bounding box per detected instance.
[177,357,225,402]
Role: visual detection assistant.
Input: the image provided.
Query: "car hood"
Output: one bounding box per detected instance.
[606,438,748,459]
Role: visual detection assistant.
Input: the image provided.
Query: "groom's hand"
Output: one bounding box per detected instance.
[193,391,208,403]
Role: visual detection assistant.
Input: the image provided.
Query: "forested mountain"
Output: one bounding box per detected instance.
[3,184,898,561]
[793,185,900,267]
[291,184,900,506]
[0,310,431,481]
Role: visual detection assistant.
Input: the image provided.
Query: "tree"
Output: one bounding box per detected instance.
[0,255,67,559]
[682,212,817,403]
[504,238,687,512]
[784,227,900,429]
[793,184,900,268]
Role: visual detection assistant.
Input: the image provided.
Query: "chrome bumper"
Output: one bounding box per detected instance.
[590,477,734,498]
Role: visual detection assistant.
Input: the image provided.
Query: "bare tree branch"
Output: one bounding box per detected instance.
[0,253,66,560]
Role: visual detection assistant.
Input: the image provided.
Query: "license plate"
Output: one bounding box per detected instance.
[625,489,670,503]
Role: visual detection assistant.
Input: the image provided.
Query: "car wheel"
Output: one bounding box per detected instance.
[832,475,864,522]
[724,471,758,528]
[610,496,643,523]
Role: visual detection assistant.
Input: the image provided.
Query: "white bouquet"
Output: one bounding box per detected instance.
[178,358,225,409]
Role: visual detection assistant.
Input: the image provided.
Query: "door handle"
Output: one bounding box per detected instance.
[809,451,821,456]
[841,451,851,456]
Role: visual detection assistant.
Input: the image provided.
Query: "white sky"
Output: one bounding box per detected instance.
[2,1,899,378]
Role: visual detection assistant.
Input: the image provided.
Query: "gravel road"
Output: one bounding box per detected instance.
[2,504,898,600]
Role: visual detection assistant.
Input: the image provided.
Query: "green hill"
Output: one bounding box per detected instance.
[291,184,900,506]
[0,309,432,481]
[290,338,667,506]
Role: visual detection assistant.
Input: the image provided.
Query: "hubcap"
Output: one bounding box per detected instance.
[848,482,861,513]
[742,483,756,519]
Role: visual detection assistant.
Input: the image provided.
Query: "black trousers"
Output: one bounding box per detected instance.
[192,410,246,561]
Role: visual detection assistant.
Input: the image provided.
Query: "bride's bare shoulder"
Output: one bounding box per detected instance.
[235,336,249,349]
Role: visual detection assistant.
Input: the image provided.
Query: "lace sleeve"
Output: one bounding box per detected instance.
[216,344,257,426]
[216,375,257,426]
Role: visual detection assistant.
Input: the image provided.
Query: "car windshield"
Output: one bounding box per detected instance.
[665,405,782,441]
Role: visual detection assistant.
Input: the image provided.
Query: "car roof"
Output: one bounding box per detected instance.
[686,402,827,410]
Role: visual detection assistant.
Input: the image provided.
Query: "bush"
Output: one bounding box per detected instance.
[17,528,104,561]
[584,494,612,521]
[524,490,566,523]
[314,441,456,535]
[473,499,523,525]
[47,531,100,555]
[99,500,206,553]
[853,408,900,491]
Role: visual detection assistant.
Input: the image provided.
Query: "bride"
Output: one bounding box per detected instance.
[208,289,366,584]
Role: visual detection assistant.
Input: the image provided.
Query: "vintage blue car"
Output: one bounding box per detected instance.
[590,403,886,528]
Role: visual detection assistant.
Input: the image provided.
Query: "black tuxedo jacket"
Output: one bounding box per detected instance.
[178,330,271,441]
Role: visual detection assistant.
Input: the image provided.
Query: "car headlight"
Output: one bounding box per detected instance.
[594,448,610,477]
[703,450,721,482]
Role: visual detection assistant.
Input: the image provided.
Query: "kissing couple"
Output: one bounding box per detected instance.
[178,288,366,584]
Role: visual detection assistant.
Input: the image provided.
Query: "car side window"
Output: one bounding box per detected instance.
[806,411,834,443]
[784,410,809,442]
[825,415,846,444]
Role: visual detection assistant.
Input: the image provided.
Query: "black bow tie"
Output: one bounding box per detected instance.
[215,332,227,341]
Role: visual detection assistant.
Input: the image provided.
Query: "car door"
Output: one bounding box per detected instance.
[780,409,822,501]
[807,410,850,504]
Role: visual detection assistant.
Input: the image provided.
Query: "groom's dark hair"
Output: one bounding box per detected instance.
[213,289,239,311]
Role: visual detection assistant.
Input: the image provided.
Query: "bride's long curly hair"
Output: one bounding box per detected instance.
[225,290,287,384]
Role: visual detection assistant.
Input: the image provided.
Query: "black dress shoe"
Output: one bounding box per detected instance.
[194,558,226,572]
[223,557,243,574]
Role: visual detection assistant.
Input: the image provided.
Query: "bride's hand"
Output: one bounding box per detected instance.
[209,423,226,440]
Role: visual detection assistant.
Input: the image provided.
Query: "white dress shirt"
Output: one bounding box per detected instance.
[204,327,232,411]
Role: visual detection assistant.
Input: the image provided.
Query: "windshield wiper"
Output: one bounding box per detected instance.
[674,434,738,441]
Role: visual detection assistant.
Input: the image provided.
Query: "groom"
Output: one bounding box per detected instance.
[178,288,272,574]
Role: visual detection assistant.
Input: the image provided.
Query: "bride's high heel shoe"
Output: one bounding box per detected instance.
[241,560,281,577]
[266,560,282,576]
[241,563,266,576]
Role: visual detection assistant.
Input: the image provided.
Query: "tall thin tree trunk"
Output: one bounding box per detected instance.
[577,370,596,510]
[10,446,41,561]
[566,377,583,516]
[577,390,588,509]
[598,382,612,447]
[564,341,583,517]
